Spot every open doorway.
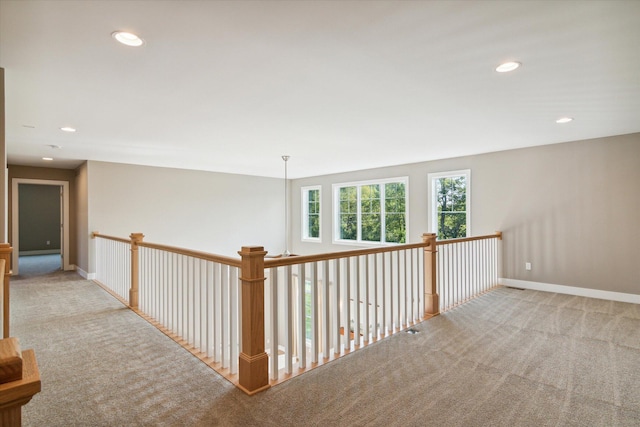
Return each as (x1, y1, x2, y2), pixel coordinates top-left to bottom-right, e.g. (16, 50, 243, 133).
(11, 179, 71, 277)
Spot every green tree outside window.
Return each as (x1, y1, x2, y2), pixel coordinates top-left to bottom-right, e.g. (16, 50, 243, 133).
(435, 176, 467, 240)
(336, 179, 407, 244)
(307, 189, 320, 238)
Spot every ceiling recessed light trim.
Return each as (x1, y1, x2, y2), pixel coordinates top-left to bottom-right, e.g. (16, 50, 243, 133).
(42, 157, 54, 161)
(496, 61, 521, 73)
(556, 117, 573, 124)
(112, 31, 145, 47)
(60, 126, 77, 133)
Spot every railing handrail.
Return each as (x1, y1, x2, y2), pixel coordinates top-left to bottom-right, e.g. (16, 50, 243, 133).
(92, 232, 242, 267)
(92, 230, 501, 270)
(92, 232, 130, 244)
(137, 241, 242, 268)
(265, 239, 433, 268)
(435, 231, 502, 246)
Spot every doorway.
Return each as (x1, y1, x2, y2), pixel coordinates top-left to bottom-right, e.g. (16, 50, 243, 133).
(11, 179, 71, 276)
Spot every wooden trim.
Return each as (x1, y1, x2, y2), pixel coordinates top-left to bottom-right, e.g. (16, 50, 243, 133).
(265, 232, 501, 268)
(265, 241, 430, 268)
(92, 232, 242, 266)
(0, 349, 41, 426)
(91, 232, 130, 245)
(92, 231, 502, 270)
(129, 233, 144, 309)
(435, 232, 502, 246)
(137, 241, 242, 267)
(238, 246, 270, 394)
(0, 248, 11, 338)
(423, 233, 439, 316)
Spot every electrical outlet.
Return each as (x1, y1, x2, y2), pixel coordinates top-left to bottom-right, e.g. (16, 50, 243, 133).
(525, 262, 532, 271)
(46, 240, 50, 245)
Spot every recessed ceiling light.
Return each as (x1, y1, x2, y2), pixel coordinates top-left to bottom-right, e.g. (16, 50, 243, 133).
(556, 117, 573, 124)
(496, 61, 521, 73)
(112, 31, 145, 47)
(42, 157, 54, 161)
(60, 127, 76, 132)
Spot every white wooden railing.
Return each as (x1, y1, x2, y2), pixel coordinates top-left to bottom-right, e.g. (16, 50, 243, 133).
(92, 233, 242, 378)
(263, 246, 427, 379)
(91, 231, 501, 394)
(138, 244, 241, 374)
(94, 234, 131, 301)
(436, 232, 502, 312)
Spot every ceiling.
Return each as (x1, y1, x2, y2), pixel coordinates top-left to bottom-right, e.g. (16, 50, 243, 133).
(1, 1, 639, 179)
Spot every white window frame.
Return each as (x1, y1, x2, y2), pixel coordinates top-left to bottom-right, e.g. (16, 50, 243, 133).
(332, 176, 409, 246)
(302, 185, 322, 242)
(428, 169, 471, 240)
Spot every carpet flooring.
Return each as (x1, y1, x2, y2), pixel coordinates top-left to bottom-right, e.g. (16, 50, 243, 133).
(14, 254, 62, 279)
(10, 271, 640, 426)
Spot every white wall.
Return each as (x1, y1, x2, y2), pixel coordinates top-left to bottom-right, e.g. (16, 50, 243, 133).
(75, 134, 640, 297)
(84, 161, 285, 273)
(290, 133, 640, 296)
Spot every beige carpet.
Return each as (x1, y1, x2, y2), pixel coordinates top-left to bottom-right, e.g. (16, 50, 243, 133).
(11, 270, 640, 426)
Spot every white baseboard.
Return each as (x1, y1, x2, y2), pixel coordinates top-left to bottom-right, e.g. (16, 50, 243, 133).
(76, 267, 96, 280)
(501, 278, 640, 304)
(19, 250, 61, 256)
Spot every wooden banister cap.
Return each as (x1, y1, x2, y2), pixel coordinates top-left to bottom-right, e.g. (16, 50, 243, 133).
(238, 246, 268, 257)
(0, 338, 23, 384)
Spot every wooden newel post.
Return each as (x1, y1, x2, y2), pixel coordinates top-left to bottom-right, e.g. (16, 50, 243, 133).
(0, 245, 12, 338)
(0, 338, 41, 426)
(129, 233, 144, 309)
(237, 246, 270, 395)
(422, 233, 439, 316)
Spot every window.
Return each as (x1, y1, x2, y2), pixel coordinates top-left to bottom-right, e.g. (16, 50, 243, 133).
(302, 186, 321, 241)
(429, 170, 470, 240)
(333, 177, 408, 245)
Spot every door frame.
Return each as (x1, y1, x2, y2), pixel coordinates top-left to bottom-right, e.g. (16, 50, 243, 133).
(11, 178, 71, 275)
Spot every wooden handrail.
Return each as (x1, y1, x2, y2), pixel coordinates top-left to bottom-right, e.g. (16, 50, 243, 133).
(136, 241, 242, 268)
(264, 240, 432, 268)
(263, 232, 501, 268)
(92, 231, 502, 269)
(435, 231, 502, 246)
(92, 232, 242, 267)
(91, 232, 130, 244)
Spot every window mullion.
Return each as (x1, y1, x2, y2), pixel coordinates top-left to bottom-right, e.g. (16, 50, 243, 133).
(380, 184, 386, 243)
(356, 185, 362, 242)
